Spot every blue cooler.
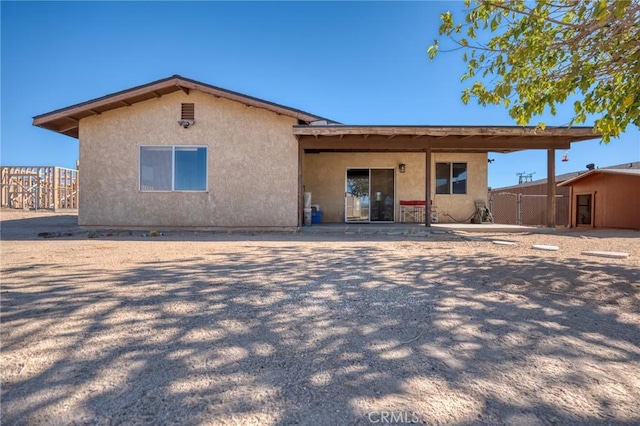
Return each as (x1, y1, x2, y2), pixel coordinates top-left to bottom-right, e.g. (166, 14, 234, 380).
(311, 210, 323, 224)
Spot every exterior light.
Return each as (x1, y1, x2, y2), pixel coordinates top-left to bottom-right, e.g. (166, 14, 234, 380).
(399, 163, 406, 173)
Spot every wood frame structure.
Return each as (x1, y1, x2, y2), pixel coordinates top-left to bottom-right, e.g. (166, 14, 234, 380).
(1, 166, 79, 211)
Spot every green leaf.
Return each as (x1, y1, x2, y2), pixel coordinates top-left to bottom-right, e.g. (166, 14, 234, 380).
(490, 16, 499, 31)
(461, 90, 471, 104)
(467, 26, 476, 38)
(427, 41, 439, 60)
(426, 0, 640, 142)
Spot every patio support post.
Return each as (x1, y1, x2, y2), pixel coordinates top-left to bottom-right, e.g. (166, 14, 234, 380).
(547, 148, 556, 227)
(425, 143, 432, 227)
(298, 144, 304, 228)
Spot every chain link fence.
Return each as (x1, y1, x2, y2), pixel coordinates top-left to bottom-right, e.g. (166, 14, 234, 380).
(489, 192, 569, 226)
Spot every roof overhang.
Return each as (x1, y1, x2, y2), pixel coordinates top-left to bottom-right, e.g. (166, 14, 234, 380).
(558, 169, 640, 186)
(294, 125, 600, 153)
(33, 75, 334, 138)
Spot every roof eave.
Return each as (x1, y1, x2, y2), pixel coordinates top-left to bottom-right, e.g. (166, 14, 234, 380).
(294, 125, 600, 153)
(33, 75, 334, 138)
(292, 124, 599, 138)
(559, 169, 640, 186)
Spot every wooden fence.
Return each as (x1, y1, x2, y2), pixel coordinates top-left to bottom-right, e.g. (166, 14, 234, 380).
(1, 166, 79, 211)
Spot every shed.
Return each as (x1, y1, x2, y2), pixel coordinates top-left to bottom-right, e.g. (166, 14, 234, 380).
(559, 169, 640, 229)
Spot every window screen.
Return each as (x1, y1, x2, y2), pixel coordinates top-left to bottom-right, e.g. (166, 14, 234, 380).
(140, 147, 172, 191)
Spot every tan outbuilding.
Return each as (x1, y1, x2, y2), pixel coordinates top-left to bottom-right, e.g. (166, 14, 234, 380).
(33, 75, 600, 229)
(559, 169, 640, 229)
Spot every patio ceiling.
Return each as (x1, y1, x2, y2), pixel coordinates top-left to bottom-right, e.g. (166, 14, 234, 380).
(294, 125, 600, 153)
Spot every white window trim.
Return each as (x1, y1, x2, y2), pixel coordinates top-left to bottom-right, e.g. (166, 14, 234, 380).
(139, 145, 208, 192)
(436, 162, 468, 195)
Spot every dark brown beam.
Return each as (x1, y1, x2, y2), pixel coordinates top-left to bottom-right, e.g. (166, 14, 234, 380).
(177, 85, 190, 95)
(299, 135, 572, 151)
(292, 125, 598, 139)
(57, 122, 79, 133)
(433, 138, 571, 150)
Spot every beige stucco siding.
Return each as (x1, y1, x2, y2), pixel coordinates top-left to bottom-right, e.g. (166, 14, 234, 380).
(303, 152, 487, 223)
(79, 90, 299, 227)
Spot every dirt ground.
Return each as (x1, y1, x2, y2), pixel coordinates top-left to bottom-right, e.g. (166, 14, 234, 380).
(2, 211, 639, 425)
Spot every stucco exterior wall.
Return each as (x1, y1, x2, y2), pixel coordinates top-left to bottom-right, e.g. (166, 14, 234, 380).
(79, 90, 299, 227)
(567, 173, 640, 229)
(303, 152, 487, 223)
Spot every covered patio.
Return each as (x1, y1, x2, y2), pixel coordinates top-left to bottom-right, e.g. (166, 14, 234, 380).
(294, 125, 599, 228)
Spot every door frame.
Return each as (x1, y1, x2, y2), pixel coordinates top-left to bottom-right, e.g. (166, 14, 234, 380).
(344, 167, 396, 223)
(574, 191, 595, 227)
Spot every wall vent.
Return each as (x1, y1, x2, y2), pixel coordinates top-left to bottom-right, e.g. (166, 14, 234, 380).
(181, 103, 195, 120)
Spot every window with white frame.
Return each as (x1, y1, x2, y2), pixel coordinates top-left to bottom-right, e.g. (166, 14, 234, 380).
(435, 162, 467, 195)
(140, 146, 207, 191)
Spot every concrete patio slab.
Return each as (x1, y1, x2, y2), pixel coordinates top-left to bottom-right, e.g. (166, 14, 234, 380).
(582, 251, 630, 259)
(532, 244, 560, 251)
(493, 240, 517, 246)
(301, 223, 544, 235)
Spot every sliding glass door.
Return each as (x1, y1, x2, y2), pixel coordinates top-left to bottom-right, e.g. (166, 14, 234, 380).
(346, 169, 370, 222)
(345, 168, 395, 223)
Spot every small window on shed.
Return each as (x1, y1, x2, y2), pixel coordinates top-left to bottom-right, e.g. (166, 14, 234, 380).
(181, 103, 195, 120)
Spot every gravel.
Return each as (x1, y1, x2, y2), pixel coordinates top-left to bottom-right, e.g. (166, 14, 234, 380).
(2, 211, 639, 425)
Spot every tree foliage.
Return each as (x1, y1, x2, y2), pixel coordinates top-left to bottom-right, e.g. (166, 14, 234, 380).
(428, 0, 640, 142)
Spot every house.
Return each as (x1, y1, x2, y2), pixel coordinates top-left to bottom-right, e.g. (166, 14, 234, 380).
(559, 168, 640, 229)
(489, 161, 640, 226)
(33, 75, 599, 229)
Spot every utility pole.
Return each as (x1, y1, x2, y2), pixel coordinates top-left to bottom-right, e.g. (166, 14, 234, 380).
(516, 172, 535, 185)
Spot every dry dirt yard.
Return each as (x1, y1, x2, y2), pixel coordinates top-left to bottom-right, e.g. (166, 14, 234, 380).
(1, 211, 639, 425)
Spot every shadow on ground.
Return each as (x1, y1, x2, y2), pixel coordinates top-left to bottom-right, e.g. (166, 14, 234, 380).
(2, 239, 639, 425)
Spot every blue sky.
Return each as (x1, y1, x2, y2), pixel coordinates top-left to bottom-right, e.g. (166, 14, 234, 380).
(2, 1, 638, 188)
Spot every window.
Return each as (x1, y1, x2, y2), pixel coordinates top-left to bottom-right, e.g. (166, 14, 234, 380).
(140, 146, 207, 191)
(435, 162, 467, 195)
